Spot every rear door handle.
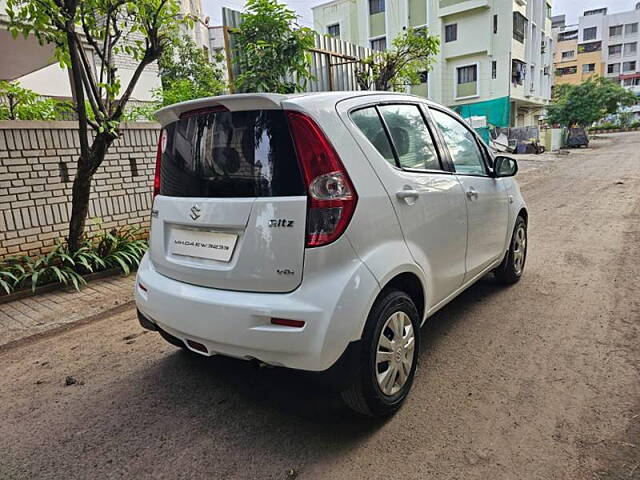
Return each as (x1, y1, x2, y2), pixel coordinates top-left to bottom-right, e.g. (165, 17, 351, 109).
(466, 187, 478, 200)
(396, 188, 419, 204)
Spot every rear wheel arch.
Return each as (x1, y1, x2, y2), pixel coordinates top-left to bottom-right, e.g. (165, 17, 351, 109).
(378, 272, 426, 325)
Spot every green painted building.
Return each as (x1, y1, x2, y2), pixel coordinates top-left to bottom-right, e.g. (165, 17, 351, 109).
(312, 0, 554, 127)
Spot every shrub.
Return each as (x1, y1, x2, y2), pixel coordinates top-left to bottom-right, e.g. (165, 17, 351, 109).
(0, 226, 148, 295)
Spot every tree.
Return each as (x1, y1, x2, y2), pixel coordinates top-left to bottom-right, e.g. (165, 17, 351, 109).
(7, 0, 187, 251)
(356, 28, 440, 91)
(546, 76, 637, 128)
(232, 0, 315, 94)
(0, 81, 72, 120)
(157, 35, 226, 106)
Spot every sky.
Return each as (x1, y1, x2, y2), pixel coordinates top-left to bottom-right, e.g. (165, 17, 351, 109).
(203, 0, 639, 28)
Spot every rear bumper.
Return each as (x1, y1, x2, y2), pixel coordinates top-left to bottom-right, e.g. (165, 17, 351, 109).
(134, 245, 379, 371)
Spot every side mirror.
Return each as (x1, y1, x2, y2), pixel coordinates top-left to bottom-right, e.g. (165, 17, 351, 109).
(494, 156, 518, 177)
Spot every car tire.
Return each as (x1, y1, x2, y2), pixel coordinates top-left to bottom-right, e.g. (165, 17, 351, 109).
(495, 215, 527, 285)
(341, 289, 420, 417)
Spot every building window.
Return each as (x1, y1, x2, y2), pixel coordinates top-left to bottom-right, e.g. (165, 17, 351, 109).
(369, 0, 385, 15)
(419, 71, 428, 84)
(370, 37, 387, 51)
(578, 41, 602, 53)
(607, 63, 621, 74)
(609, 44, 622, 56)
(624, 42, 637, 56)
(493, 14, 498, 34)
(561, 50, 575, 59)
(492, 60, 497, 79)
(445, 24, 457, 42)
(625, 23, 639, 35)
(623, 61, 637, 72)
(609, 25, 623, 37)
(327, 23, 340, 38)
(623, 77, 640, 86)
(555, 66, 577, 76)
(456, 64, 478, 98)
(582, 63, 596, 73)
(513, 12, 527, 43)
(583, 26, 597, 41)
(512, 59, 526, 84)
(546, 3, 552, 19)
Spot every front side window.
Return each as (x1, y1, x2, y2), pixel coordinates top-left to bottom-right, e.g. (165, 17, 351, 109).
(561, 50, 575, 59)
(582, 63, 595, 73)
(350, 107, 395, 166)
(327, 23, 340, 37)
(583, 26, 597, 41)
(623, 61, 637, 72)
(456, 64, 478, 98)
(608, 63, 621, 74)
(609, 44, 622, 56)
(378, 104, 441, 170)
(369, 0, 385, 15)
(430, 109, 486, 176)
(445, 23, 457, 42)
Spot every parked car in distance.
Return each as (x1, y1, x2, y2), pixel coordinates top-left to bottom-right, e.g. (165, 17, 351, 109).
(135, 92, 528, 416)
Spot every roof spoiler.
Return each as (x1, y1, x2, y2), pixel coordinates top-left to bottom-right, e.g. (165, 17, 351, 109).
(154, 93, 288, 126)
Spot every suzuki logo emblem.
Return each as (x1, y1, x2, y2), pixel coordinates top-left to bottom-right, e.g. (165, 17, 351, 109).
(190, 204, 201, 221)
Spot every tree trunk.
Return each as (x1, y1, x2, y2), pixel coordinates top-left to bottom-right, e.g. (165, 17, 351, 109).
(67, 158, 92, 252)
(67, 133, 113, 252)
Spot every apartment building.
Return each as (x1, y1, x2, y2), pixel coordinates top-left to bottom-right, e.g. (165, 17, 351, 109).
(552, 5, 640, 96)
(313, 0, 554, 127)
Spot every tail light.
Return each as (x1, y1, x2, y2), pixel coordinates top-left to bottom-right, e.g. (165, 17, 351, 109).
(286, 111, 358, 248)
(153, 129, 165, 199)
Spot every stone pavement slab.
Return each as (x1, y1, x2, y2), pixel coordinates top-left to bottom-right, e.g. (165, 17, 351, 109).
(0, 274, 135, 348)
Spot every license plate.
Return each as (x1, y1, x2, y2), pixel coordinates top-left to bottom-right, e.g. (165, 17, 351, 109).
(169, 229, 238, 262)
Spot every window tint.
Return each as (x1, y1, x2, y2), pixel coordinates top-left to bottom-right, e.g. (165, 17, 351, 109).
(161, 110, 304, 198)
(350, 107, 395, 165)
(378, 105, 440, 170)
(430, 110, 486, 176)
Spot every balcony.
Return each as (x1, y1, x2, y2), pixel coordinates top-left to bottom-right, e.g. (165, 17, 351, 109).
(438, 0, 489, 17)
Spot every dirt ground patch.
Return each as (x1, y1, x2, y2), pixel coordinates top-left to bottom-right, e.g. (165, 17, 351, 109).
(1, 132, 639, 479)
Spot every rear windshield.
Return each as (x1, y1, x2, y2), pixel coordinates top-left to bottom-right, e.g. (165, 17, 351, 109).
(160, 110, 304, 198)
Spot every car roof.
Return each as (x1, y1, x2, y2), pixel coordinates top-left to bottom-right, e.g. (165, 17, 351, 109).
(154, 91, 445, 126)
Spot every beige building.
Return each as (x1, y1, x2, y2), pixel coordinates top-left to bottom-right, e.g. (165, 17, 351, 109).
(552, 15, 604, 87)
(313, 0, 554, 127)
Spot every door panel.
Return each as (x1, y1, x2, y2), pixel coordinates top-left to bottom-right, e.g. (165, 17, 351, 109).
(429, 108, 509, 279)
(345, 101, 467, 305)
(456, 176, 508, 278)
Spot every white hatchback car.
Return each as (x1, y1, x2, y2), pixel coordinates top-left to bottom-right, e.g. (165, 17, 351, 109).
(135, 92, 528, 416)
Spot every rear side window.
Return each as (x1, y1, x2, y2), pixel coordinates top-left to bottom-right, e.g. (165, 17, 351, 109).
(351, 104, 442, 171)
(350, 107, 395, 165)
(378, 104, 440, 170)
(160, 110, 304, 198)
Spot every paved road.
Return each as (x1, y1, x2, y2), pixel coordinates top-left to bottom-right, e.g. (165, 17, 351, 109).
(1, 133, 639, 480)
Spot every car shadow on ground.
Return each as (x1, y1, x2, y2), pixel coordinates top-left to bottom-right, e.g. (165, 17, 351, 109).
(135, 274, 505, 411)
(102, 274, 509, 472)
